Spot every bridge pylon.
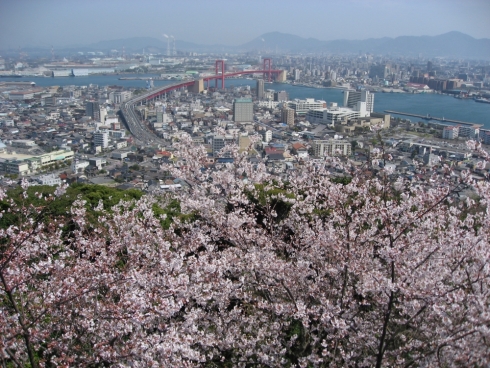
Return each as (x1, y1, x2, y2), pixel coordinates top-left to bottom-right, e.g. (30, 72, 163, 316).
(263, 58, 272, 82)
(215, 60, 225, 89)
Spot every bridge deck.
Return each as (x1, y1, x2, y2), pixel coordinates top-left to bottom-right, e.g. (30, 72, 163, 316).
(119, 69, 286, 144)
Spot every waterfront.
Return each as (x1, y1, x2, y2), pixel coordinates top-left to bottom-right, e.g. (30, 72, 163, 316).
(1, 75, 489, 128)
(262, 82, 490, 128)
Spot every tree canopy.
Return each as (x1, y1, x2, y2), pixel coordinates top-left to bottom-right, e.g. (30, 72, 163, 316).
(0, 137, 489, 367)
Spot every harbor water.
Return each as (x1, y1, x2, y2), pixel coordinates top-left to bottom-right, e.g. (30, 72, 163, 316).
(2, 75, 489, 128)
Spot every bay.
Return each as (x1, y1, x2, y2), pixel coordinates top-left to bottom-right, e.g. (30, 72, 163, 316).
(2, 75, 489, 128)
(261, 82, 490, 129)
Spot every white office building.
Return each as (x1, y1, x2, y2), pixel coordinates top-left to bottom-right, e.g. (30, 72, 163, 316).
(312, 139, 352, 157)
(442, 126, 459, 140)
(294, 69, 301, 81)
(93, 130, 109, 149)
(287, 98, 326, 115)
(156, 111, 172, 124)
(109, 91, 132, 104)
(99, 107, 107, 124)
(264, 130, 272, 143)
(34, 174, 62, 186)
(257, 100, 280, 109)
(306, 102, 369, 126)
(458, 125, 480, 139)
(343, 90, 374, 113)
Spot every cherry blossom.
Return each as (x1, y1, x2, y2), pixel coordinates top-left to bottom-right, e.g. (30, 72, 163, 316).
(1, 134, 489, 367)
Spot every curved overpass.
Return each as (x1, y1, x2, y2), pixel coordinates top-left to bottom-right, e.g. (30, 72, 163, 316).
(119, 69, 285, 145)
(120, 80, 192, 145)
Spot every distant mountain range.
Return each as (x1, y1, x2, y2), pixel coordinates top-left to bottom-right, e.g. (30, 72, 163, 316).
(239, 31, 490, 58)
(4, 31, 490, 59)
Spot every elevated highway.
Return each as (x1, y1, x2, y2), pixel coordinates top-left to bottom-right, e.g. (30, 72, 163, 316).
(119, 80, 192, 145)
(119, 59, 286, 146)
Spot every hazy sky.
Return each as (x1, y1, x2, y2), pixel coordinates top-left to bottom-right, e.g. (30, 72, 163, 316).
(1, 0, 489, 49)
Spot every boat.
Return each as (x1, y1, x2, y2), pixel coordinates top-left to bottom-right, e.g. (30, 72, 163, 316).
(474, 97, 490, 104)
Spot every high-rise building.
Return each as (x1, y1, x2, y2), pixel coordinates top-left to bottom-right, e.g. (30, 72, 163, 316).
(93, 130, 109, 149)
(276, 70, 287, 82)
(86, 101, 100, 121)
(264, 130, 272, 143)
(343, 90, 374, 114)
(256, 79, 264, 100)
(427, 61, 433, 72)
(233, 98, 253, 122)
(281, 107, 295, 127)
(447, 79, 461, 90)
(458, 125, 479, 139)
(428, 79, 447, 91)
(274, 91, 289, 102)
(369, 64, 389, 79)
(99, 107, 107, 124)
(442, 126, 459, 140)
(294, 69, 301, 81)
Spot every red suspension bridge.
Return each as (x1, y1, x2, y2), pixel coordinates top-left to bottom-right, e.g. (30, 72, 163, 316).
(143, 58, 285, 101)
(120, 59, 285, 144)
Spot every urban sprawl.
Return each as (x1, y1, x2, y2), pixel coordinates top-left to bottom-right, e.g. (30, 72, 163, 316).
(0, 52, 489, 191)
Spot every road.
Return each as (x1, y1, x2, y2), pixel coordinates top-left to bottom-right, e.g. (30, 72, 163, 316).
(119, 81, 189, 146)
(120, 101, 165, 146)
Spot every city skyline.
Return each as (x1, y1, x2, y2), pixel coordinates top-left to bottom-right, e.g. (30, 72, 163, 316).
(1, 0, 489, 50)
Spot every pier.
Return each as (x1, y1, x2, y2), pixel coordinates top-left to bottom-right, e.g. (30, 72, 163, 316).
(384, 110, 481, 127)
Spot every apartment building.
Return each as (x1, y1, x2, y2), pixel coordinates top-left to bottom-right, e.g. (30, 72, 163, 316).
(312, 139, 352, 157)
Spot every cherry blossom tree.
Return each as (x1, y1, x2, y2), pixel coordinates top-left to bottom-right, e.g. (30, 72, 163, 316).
(0, 183, 207, 367)
(1, 135, 489, 367)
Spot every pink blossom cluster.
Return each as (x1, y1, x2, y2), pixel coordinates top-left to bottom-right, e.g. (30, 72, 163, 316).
(1, 136, 489, 367)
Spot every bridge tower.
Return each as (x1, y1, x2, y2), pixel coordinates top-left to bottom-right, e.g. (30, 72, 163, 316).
(215, 60, 225, 89)
(263, 58, 272, 82)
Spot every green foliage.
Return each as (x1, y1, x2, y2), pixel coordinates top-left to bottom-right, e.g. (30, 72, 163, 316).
(283, 319, 311, 366)
(71, 183, 143, 211)
(0, 184, 144, 230)
(152, 199, 185, 229)
(252, 183, 295, 206)
(238, 183, 296, 227)
(331, 176, 352, 185)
